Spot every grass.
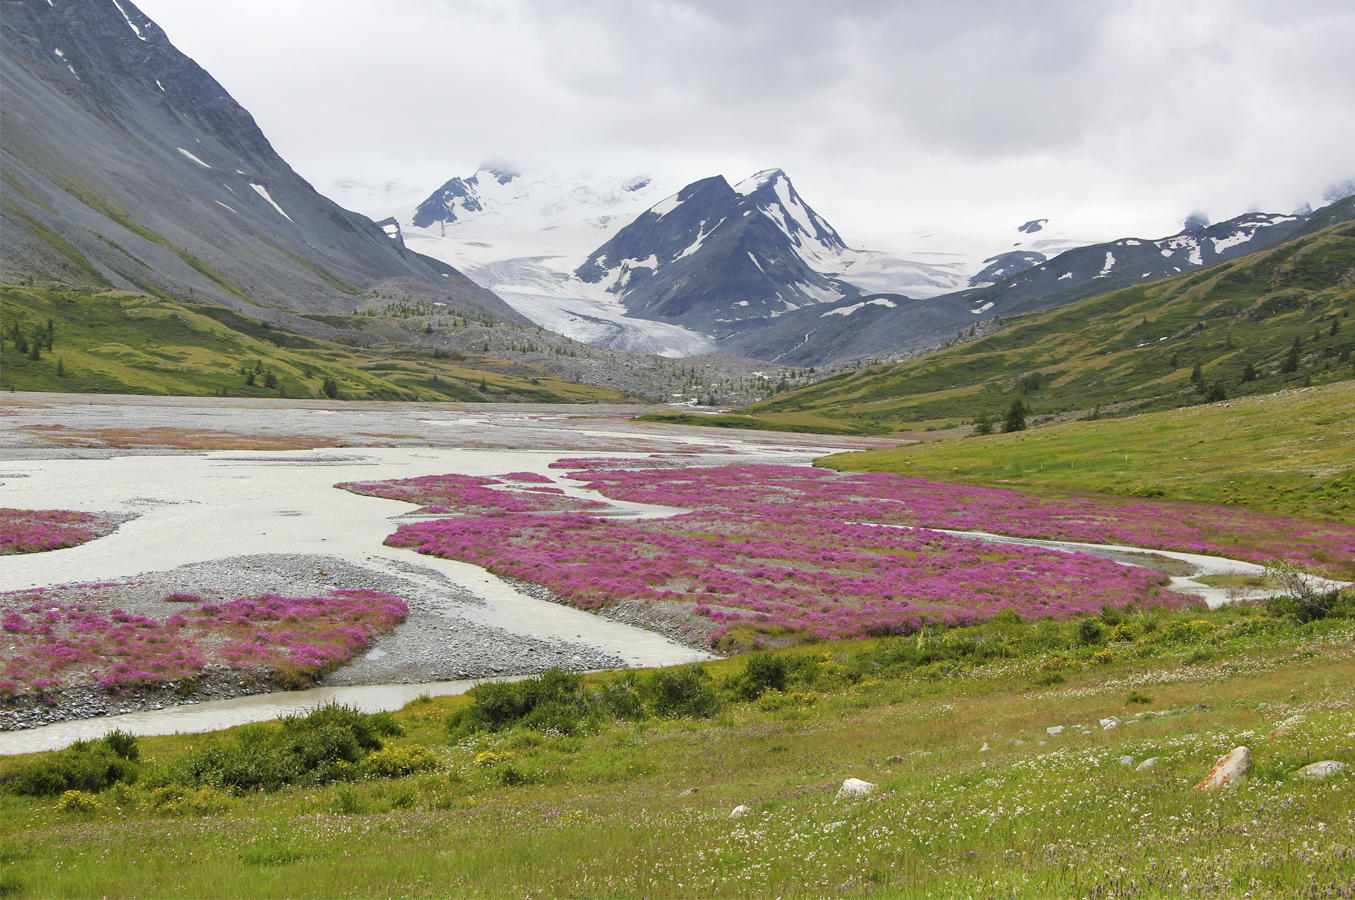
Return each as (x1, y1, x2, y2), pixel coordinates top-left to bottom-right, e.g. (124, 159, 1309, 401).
(819, 381, 1355, 524)
(0, 286, 627, 404)
(741, 217, 1355, 433)
(3, 598, 1353, 897)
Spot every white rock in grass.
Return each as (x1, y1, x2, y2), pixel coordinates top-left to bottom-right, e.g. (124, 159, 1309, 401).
(1136, 757, 1159, 771)
(1194, 746, 1252, 791)
(1047, 725, 1065, 736)
(1269, 714, 1305, 738)
(1295, 761, 1347, 780)
(980, 743, 991, 752)
(834, 778, 876, 802)
(730, 804, 751, 819)
(1100, 716, 1121, 730)
(1118, 756, 1135, 767)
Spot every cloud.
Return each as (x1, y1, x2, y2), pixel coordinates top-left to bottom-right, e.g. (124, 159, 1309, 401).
(133, 0, 1355, 247)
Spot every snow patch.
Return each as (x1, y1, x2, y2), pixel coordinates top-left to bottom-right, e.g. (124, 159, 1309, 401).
(650, 192, 682, 217)
(214, 201, 237, 214)
(821, 298, 897, 318)
(249, 183, 293, 222)
(1095, 251, 1116, 278)
(155, 79, 165, 92)
(1058, 272, 1073, 281)
(971, 301, 995, 314)
(1211, 230, 1255, 255)
(177, 148, 211, 169)
(109, 0, 148, 40)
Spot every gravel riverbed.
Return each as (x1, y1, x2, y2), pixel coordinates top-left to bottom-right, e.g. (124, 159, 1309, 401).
(1, 553, 628, 730)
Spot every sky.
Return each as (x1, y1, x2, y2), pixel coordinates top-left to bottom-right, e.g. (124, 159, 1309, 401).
(133, 0, 1355, 251)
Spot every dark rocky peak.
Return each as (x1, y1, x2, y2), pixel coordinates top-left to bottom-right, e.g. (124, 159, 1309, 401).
(412, 175, 484, 227)
(734, 168, 847, 253)
(1017, 218, 1048, 234)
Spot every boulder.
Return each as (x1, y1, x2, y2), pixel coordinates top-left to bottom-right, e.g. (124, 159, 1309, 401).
(1294, 760, 1346, 780)
(1136, 757, 1159, 771)
(1046, 725, 1065, 736)
(1100, 716, 1121, 730)
(1269, 714, 1305, 738)
(729, 804, 751, 819)
(1118, 755, 1135, 767)
(834, 778, 876, 802)
(1194, 746, 1252, 791)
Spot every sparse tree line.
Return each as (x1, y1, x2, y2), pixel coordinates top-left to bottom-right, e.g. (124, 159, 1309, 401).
(970, 310, 1351, 437)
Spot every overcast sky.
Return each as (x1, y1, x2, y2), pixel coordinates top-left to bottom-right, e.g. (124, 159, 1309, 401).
(134, 0, 1355, 250)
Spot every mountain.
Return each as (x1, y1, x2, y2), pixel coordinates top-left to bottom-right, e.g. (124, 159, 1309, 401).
(741, 200, 1355, 432)
(0, 0, 523, 327)
(726, 207, 1322, 366)
(575, 169, 862, 335)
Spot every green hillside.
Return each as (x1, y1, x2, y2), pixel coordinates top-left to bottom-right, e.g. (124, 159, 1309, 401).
(820, 381, 1355, 524)
(0, 286, 627, 403)
(744, 217, 1355, 433)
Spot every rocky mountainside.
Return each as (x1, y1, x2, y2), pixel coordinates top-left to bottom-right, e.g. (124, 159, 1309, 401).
(576, 169, 862, 335)
(0, 0, 522, 326)
(727, 207, 1323, 366)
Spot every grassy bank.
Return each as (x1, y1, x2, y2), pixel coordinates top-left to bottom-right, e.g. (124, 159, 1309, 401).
(820, 381, 1355, 525)
(0, 286, 626, 404)
(743, 219, 1355, 433)
(3, 596, 1352, 898)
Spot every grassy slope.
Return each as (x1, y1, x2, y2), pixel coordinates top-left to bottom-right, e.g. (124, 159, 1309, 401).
(820, 381, 1355, 525)
(744, 219, 1355, 433)
(2, 603, 1353, 898)
(0, 286, 626, 403)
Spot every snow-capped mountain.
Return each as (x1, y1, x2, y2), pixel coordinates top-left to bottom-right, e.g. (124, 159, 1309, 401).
(724, 208, 1319, 366)
(356, 166, 713, 356)
(0, 0, 517, 324)
(575, 169, 864, 335)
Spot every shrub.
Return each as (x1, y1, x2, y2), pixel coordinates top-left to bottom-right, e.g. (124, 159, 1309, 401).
(642, 665, 721, 719)
(1074, 618, 1105, 647)
(738, 653, 791, 700)
(0, 736, 139, 796)
(55, 789, 103, 814)
(450, 669, 593, 735)
(358, 746, 439, 779)
(171, 703, 391, 792)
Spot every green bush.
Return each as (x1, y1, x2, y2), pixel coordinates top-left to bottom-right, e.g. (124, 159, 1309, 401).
(169, 703, 392, 792)
(1074, 618, 1105, 647)
(0, 734, 139, 796)
(641, 665, 721, 719)
(450, 669, 592, 735)
(737, 653, 791, 699)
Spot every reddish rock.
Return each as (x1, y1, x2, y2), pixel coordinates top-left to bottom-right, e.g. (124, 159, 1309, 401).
(1194, 746, 1253, 791)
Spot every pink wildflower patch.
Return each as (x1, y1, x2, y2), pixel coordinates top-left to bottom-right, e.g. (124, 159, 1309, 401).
(0, 508, 121, 554)
(566, 464, 1355, 577)
(0, 588, 407, 697)
(336, 473, 606, 514)
(386, 510, 1187, 650)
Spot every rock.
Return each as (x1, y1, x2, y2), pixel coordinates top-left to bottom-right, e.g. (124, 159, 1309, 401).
(1046, 725, 1065, 736)
(1100, 716, 1120, 730)
(1269, 714, 1305, 738)
(1294, 761, 1346, 780)
(834, 778, 876, 802)
(1136, 757, 1159, 771)
(730, 804, 751, 819)
(1118, 756, 1135, 767)
(1194, 746, 1252, 791)
(979, 743, 991, 752)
